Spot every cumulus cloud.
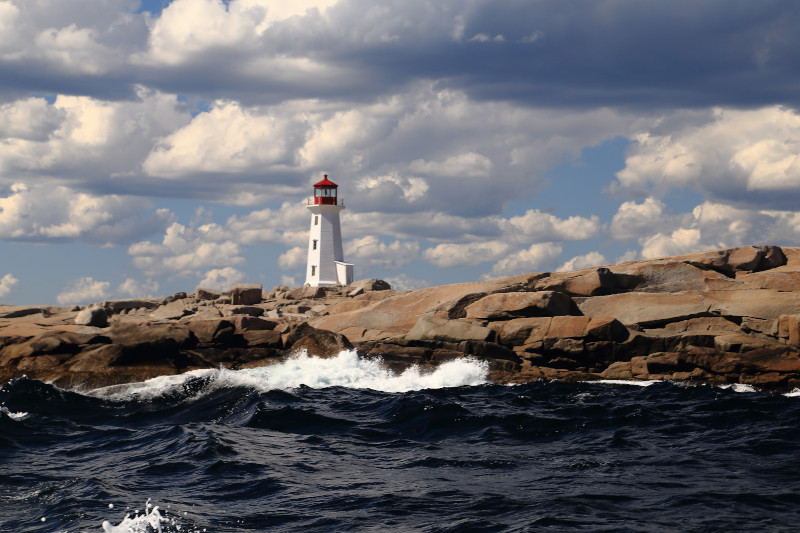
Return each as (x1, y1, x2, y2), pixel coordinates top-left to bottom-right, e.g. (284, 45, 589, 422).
(610, 198, 668, 241)
(0, 91, 189, 192)
(614, 107, 800, 210)
(129, 222, 244, 278)
(117, 278, 159, 298)
(0, 273, 18, 298)
(487, 242, 562, 278)
(278, 246, 306, 269)
(57, 277, 111, 305)
(557, 252, 607, 273)
(501, 210, 601, 243)
(624, 200, 800, 260)
(142, 100, 297, 178)
(0, 183, 172, 245)
(345, 236, 420, 269)
(423, 241, 510, 269)
(383, 273, 431, 291)
(197, 267, 245, 290)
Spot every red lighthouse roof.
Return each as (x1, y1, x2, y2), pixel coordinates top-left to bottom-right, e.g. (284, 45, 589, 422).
(314, 174, 338, 188)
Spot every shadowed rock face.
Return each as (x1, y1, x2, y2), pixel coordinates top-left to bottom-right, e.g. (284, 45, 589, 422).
(3, 245, 800, 391)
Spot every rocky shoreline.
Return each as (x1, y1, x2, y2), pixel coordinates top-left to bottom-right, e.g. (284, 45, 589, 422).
(4, 245, 800, 392)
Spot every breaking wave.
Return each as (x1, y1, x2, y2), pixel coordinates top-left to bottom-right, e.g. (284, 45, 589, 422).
(89, 350, 489, 400)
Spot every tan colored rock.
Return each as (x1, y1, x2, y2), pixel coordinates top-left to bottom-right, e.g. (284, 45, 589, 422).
(103, 299, 159, 312)
(196, 288, 221, 300)
(704, 290, 800, 320)
(735, 271, 800, 292)
(714, 334, 780, 353)
(185, 319, 235, 345)
(671, 245, 786, 276)
(535, 268, 617, 296)
(778, 314, 800, 345)
(75, 307, 108, 327)
(229, 316, 277, 332)
(489, 317, 552, 346)
(600, 361, 633, 379)
(464, 291, 578, 320)
(310, 274, 543, 337)
(349, 279, 391, 292)
(286, 286, 326, 300)
(578, 291, 708, 327)
(610, 261, 729, 293)
(406, 316, 495, 343)
(150, 300, 193, 320)
(229, 283, 262, 305)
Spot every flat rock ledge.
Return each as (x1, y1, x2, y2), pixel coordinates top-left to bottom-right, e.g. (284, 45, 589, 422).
(5, 248, 800, 392)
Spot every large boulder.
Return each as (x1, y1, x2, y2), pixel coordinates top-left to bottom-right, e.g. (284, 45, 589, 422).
(703, 290, 800, 320)
(464, 291, 580, 320)
(349, 279, 392, 292)
(671, 245, 786, 276)
(578, 291, 708, 327)
(185, 319, 235, 345)
(284, 322, 354, 357)
(75, 307, 108, 327)
(105, 323, 197, 364)
(103, 299, 159, 312)
(196, 288, 221, 300)
(535, 268, 618, 296)
(286, 286, 326, 300)
(229, 283, 262, 305)
(150, 299, 194, 320)
(406, 316, 496, 343)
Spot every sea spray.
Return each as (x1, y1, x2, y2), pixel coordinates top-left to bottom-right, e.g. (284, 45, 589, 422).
(88, 350, 489, 400)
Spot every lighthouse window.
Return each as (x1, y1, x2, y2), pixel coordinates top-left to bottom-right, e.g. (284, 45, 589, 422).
(311, 265, 316, 276)
(313, 239, 317, 250)
(314, 216, 319, 225)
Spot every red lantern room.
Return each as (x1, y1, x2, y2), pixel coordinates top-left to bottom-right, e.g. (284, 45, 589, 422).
(313, 174, 339, 205)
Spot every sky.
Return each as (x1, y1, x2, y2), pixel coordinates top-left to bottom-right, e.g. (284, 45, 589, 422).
(2, 0, 800, 305)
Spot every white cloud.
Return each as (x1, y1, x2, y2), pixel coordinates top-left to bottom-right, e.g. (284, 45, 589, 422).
(423, 241, 510, 268)
(383, 273, 431, 291)
(0, 183, 172, 245)
(278, 246, 306, 269)
(640, 228, 702, 259)
(614, 106, 800, 206)
(488, 242, 562, 278)
(356, 174, 430, 202)
(346, 236, 420, 269)
(129, 222, 244, 278)
(197, 267, 245, 290)
(143, 100, 295, 178)
(610, 197, 668, 240)
(139, 0, 339, 65)
(501, 210, 601, 243)
(0, 97, 65, 141)
(117, 278, 159, 298)
(0, 273, 19, 298)
(557, 251, 607, 272)
(280, 275, 298, 288)
(409, 152, 492, 179)
(0, 90, 189, 187)
(57, 277, 111, 305)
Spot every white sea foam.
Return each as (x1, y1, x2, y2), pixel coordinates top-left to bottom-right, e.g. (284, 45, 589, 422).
(0, 406, 28, 420)
(784, 388, 800, 397)
(102, 500, 164, 533)
(586, 379, 661, 387)
(718, 383, 757, 393)
(88, 350, 489, 400)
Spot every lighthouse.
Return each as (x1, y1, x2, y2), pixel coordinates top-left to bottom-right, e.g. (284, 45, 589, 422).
(305, 174, 354, 287)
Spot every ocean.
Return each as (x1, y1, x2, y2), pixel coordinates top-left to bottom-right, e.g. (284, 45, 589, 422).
(2, 350, 800, 532)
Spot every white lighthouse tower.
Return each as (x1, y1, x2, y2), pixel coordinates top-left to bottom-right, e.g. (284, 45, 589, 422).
(305, 174, 354, 287)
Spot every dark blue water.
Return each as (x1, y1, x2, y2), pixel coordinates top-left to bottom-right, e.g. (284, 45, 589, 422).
(3, 364, 800, 532)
